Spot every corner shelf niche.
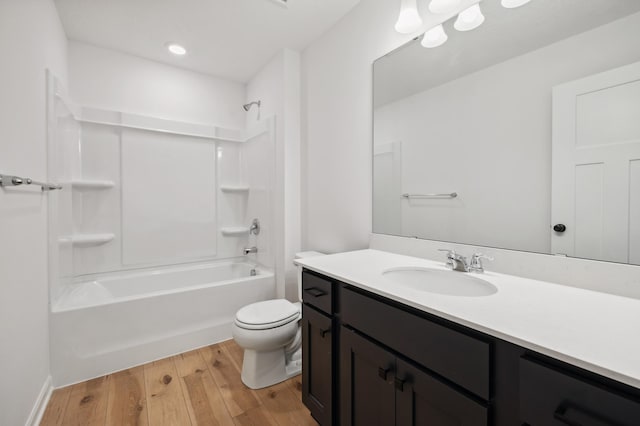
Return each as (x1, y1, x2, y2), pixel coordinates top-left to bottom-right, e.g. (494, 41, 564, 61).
(59, 233, 115, 247)
(71, 180, 115, 190)
(220, 185, 250, 194)
(221, 227, 250, 237)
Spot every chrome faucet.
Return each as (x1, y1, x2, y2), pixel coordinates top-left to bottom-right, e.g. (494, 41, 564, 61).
(438, 249, 469, 272)
(243, 246, 258, 255)
(469, 253, 493, 274)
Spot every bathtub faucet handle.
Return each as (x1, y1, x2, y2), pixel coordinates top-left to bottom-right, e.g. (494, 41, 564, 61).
(249, 218, 260, 235)
(243, 246, 258, 255)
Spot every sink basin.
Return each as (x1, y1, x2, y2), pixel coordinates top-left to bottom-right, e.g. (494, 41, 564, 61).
(382, 267, 498, 297)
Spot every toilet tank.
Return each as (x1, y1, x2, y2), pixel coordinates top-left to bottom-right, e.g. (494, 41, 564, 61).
(294, 251, 325, 301)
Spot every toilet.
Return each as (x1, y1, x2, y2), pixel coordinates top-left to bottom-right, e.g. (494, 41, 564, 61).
(232, 251, 324, 389)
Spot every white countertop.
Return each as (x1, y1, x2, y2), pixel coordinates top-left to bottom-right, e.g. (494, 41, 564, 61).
(295, 249, 640, 389)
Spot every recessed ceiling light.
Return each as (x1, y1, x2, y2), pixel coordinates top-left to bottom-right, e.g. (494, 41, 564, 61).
(166, 43, 187, 56)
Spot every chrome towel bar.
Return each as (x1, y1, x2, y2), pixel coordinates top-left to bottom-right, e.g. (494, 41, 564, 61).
(402, 192, 457, 199)
(0, 174, 62, 191)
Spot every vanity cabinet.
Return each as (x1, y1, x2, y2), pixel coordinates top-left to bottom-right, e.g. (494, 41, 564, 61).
(300, 269, 640, 426)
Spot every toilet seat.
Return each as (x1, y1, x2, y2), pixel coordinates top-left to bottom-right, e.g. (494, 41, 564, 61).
(235, 299, 300, 330)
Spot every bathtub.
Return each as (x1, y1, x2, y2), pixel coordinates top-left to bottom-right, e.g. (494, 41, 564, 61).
(50, 259, 275, 387)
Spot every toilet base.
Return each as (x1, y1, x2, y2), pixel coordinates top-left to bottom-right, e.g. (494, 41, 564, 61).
(240, 347, 302, 389)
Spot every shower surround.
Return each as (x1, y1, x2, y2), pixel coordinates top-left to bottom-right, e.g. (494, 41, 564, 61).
(47, 74, 277, 386)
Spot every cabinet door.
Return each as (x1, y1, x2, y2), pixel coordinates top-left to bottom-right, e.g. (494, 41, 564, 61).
(340, 327, 396, 426)
(302, 304, 333, 425)
(396, 359, 488, 426)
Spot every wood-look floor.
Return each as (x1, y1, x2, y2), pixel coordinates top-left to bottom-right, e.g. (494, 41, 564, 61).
(40, 340, 317, 426)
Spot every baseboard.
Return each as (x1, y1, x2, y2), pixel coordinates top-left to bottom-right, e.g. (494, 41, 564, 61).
(25, 375, 53, 426)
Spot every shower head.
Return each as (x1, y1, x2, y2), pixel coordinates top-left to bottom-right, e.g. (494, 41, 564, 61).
(243, 100, 261, 111)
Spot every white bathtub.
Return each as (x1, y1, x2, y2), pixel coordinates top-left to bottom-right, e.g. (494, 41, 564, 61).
(50, 260, 275, 387)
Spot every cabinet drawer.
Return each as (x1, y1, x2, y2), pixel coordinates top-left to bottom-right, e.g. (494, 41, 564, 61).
(341, 286, 490, 399)
(302, 271, 333, 315)
(520, 356, 640, 426)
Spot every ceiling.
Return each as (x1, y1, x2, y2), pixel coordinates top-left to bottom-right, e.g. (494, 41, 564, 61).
(54, 0, 360, 82)
(374, 0, 640, 107)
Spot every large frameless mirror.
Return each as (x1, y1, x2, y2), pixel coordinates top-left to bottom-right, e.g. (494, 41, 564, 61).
(373, 0, 640, 265)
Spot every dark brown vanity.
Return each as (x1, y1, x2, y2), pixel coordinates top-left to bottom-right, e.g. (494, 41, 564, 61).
(301, 269, 640, 426)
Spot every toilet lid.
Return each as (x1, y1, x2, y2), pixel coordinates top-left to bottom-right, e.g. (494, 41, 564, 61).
(235, 299, 300, 330)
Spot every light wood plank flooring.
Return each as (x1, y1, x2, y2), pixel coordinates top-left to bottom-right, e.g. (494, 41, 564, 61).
(40, 340, 317, 426)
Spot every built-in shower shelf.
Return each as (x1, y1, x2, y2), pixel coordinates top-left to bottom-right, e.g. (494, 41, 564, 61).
(220, 185, 250, 194)
(221, 227, 250, 236)
(71, 180, 115, 190)
(58, 233, 115, 247)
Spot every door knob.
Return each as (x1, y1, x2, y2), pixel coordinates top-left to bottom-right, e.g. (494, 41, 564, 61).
(553, 224, 566, 233)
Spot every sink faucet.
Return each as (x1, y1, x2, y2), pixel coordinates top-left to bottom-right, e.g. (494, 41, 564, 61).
(469, 253, 493, 274)
(243, 246, 258, 255)
(438, 249, 469, 272)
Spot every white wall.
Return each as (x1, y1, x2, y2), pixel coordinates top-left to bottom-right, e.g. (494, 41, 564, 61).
(374, 12, 640, 254)
(0, 1, 68, 424)
(246, 50, 302, 300)
(68, 41, 246, 129)
(302, 0, 411, 254)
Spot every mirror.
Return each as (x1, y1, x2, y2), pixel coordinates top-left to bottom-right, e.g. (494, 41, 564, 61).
(373, 0, 640, 265)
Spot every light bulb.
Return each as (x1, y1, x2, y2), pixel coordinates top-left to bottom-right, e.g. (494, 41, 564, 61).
(501, 0, 531, 8)
(454, 4, 485, 32)
(428, 0, 461, 14)
(421, 25, 448, 48)
(394, 0, 423, 34)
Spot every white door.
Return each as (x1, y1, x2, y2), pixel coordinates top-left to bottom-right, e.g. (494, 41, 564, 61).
(552, 61, 640, 264)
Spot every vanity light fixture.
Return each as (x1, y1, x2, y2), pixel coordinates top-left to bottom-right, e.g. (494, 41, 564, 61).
(429, 0, 462, 15)
(454, 3, 485, 32)
(166, 43, 187, 56)
(394, 0, 423, 34)
(501, 0, 531, 8)
(421, 24, 448, 48)
(406, 0, 532, 49)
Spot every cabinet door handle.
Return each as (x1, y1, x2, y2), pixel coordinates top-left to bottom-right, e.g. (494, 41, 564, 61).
(378, 367, 390, 381)
(394, 377, 406, 391)
(304, 287, 326, 297)
(320, 328, 331, 338)
(553, 402, 616, 426)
